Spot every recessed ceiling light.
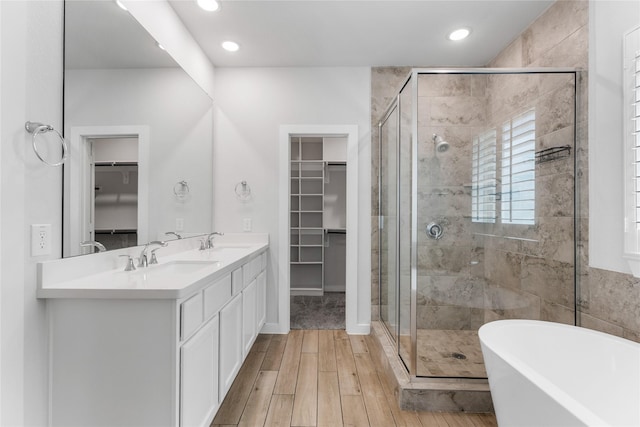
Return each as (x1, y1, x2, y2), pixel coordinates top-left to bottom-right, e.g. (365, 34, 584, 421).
(222, 41, 240, 52)
(448, 28, 471, 41)
(197, 0, 219, 12)
(115, 0, 127, 11)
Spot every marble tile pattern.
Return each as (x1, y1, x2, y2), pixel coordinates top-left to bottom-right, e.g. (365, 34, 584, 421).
(412, 71, 577, 330)
(368, 1, 622, 348)
(401, 330, 487, 378)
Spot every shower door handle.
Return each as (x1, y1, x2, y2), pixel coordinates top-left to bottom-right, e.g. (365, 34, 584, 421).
(426, 222, 444, 240)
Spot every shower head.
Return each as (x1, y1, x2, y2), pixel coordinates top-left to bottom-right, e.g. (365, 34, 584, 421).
(433, 134, 450, 153)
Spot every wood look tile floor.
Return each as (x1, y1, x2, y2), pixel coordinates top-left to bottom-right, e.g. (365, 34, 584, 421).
(211, 330, 497, 427)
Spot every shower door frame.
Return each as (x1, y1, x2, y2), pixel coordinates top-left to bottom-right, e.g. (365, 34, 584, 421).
(379, 67, 581, 379)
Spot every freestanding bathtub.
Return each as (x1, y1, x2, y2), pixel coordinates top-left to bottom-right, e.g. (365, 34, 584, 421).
(479, 320, 640, 426)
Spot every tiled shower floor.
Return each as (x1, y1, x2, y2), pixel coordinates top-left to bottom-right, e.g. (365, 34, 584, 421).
(400, 329, 487, 378)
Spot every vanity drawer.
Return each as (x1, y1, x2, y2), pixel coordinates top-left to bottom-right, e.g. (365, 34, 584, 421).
(242, 256, 262, 288)
(231, 268, 243, 296)
(204, 273, 232, 320)
(180, 292, 203, 341)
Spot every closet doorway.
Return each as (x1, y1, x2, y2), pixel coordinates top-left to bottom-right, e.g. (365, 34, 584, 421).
(64, 125, 149, 257)
(90, 137, 139, 251)
(289, 136, 347, 329)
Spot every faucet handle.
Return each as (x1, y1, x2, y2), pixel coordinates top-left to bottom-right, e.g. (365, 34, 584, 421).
(199, 239, 207, 251)
(150, 248, 160, 265)
(119, 255, 136, 271)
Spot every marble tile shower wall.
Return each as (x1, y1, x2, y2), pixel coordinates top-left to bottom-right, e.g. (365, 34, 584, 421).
(370, 0, 640, 343)
(416, 74, 488, 330)
(413, 73, 576, 329)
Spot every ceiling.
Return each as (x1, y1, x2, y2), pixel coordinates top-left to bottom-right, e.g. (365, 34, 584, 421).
(65, 0, 178, 69)
(168, 0, 554, 68)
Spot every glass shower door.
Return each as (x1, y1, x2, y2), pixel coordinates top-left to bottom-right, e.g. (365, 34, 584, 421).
(379, 103, 399, 343)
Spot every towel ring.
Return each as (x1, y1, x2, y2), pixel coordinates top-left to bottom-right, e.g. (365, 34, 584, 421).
(25, 121, 67, 167)
(235, 180, 251, 201)
(174, 180, 190, 200)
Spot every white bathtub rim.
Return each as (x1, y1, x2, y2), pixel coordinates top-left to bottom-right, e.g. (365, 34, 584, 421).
(479, 320, 638, 426)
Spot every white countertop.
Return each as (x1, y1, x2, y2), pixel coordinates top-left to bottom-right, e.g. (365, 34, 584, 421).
(37, 233, 268, 299)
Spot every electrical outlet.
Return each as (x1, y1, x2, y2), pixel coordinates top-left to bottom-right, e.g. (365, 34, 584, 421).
(31, 224, 52, 256)
(243, 217, 252, 232)
(176, 218, 184, 232)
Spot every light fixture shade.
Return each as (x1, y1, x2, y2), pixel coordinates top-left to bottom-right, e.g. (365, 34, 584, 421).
(197, 0, 219, 12)
(448, 28, 471, 41)
(222, 41, 240, 52)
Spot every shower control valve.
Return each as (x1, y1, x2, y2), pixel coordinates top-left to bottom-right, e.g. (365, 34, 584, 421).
(426, 222, 444, 240)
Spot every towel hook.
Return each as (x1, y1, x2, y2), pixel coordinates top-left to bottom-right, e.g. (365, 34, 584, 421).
(25, 121, 67, 167)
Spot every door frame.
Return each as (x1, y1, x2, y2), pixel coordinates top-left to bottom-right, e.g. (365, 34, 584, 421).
(276, 125, 360, 334)
(64, 125, 149, 257)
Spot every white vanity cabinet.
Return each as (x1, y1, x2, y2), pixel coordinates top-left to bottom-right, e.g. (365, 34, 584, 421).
(181, 315, 219, 427)
(219, 291, 243, 398)
(46, 247, 268, 427)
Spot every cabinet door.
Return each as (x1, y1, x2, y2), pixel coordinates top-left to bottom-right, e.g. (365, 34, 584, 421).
(181, 315, 219, 427)
(242, 279, 257, 357)
(219, 293, 243, 399)
(256, 271, 266, 331)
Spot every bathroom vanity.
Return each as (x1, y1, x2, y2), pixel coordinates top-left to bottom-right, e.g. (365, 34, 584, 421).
(38, 234, 268, 427)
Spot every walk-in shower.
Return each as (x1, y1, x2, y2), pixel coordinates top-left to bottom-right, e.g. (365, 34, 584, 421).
(378, 68, 579, 379)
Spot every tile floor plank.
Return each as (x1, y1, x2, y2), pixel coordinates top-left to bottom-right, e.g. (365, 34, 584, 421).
(274, 330, 304, 395)
(469, 413, 498, 427)
(215, 332, 497, 427)
(237, 370, 278, 427)
(252, 333, 273, 353)
(416, 412, 450, 427)
(318, 371, 343, 427)
(318, 330, 337, 372)
(341, 395, 370, 427)
(212, 350, 266, 425)
(261, 333, 288, 371)
(291, 353, 318, 426)
(353, 352, 396, 427)
(264, 394, 294, 427)
(377, 360, 422, 427)
(440, 412, 477, 427)
(349, 335, 369, 354)
(302, 329, 319, 353)
(335, 332, 361, 395)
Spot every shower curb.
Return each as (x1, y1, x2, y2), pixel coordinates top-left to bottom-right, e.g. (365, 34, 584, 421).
(367, 321, 495, 413)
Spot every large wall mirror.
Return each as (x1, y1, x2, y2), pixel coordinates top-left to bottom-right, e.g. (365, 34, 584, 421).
(63, 0, 213, 257)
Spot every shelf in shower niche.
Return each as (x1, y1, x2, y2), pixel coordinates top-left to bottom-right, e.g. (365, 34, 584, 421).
(535, 145, 571, 164)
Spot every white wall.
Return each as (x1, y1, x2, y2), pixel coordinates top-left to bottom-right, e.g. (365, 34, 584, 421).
(0, 1, 63, 425)
(589, 0, 640, 273)
(212, 67, 371, 331)
(65, 68, 213, 241)
(123, 0, 216, 99)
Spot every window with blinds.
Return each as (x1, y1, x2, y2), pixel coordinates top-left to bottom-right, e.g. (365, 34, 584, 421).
(632, 50, 640, 227)
(472, 129, 497, 223)
(501, 109, 536, 225)
(623, 25, 640, 277)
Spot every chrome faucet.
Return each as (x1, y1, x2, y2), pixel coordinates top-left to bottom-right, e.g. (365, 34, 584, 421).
(80, 240, 107, 253)
(138, 241, 168, 267)
(165, 231, 182, 239)
(205, 232, 224, 249)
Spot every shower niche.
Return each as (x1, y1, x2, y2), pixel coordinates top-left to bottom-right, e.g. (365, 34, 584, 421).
(378, 69, 580, 381)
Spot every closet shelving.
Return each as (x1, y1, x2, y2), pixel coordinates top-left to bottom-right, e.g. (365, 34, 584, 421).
(290, 136, 347, 296)
(290, 138, 325, 295)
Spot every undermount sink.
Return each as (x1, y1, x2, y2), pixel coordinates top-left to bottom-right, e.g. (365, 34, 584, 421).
(132, 260, 220, 279)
